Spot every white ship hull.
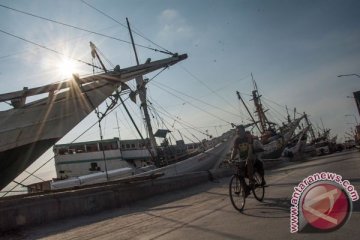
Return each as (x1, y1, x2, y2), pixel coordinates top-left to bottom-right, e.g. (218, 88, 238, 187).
(50, 135, 234, 190)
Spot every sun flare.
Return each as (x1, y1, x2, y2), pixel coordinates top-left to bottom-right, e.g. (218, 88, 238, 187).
(57, 58, 76, 78)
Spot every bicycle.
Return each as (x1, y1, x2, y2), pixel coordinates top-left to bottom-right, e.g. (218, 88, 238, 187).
(228, 159, 265, 212)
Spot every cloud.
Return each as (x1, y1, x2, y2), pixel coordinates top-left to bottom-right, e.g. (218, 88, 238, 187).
(156, 9, 194, 45)
(160, 9, 179, 21)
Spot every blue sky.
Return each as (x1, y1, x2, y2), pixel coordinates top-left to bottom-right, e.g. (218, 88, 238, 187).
(0, 0, 360, 186)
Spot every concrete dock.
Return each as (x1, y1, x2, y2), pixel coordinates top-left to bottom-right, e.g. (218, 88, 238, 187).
(1, 150, 359, 240)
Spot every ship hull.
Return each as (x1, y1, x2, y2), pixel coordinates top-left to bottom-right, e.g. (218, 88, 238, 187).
(135, 140, 232, 179)
(0, 82, 117, 190)
(49, 137, 233, 190)
(0, 54, 188, 190)
(0, 138, 58, 190)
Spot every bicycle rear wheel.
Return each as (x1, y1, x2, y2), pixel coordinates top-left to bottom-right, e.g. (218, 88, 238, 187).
(229, 175, 246, 212)
(252, 171, 265, 202)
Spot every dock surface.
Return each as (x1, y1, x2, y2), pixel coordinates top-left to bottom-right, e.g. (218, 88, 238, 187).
(3, 150, 360, 240)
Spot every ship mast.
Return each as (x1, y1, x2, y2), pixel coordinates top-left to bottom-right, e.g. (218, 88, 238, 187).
(286, 105, 291, 123)
(236, 91, 261, 133)
(126, 18, 157, 156)
(304, 112, 316, 141)
(251, 73, 269, 134)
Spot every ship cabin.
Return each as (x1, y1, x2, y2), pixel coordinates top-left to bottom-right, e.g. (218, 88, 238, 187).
(186, 143, 202, 153)
(53, 138, 153, 179)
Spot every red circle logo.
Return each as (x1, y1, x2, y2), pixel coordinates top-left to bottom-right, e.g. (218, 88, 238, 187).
(301, 182, 350, 231)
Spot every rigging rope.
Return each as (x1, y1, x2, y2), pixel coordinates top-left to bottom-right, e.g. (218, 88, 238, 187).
(0, 24, 119, 61)
(148, 103, 203, 144)
(258, 93, 303, 117)
(151, 108, 180, 144)
(0, 28, 102, 70)
(151, 81, 242, 119)
(261, 100, 287, 124)
(0, 3, 172, 55)
(151, 83, 232, 125)
(80, 0, 173, 55)
(118, 107, 139, 139)
(95, 47, 115, 69)
(148, 97, 218, 138)
(0, 3, 174, 194)
(1, 154, 54, 197)
(179, 64, 241, 113)
(147, 100, 188, 141)
(0, 94, 132, 198)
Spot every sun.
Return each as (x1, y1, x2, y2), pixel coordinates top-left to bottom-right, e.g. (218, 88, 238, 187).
(57, 58, 77, 78)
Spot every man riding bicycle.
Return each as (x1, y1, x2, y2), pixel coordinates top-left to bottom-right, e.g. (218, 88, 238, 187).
(230, 125, 266, 197)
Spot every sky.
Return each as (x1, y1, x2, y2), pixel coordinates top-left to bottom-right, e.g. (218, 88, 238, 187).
(0, 0, 360, 191)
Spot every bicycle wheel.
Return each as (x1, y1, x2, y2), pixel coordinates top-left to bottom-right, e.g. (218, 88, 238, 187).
(229, 175, 246, 212)
(252, 171, 265, 202)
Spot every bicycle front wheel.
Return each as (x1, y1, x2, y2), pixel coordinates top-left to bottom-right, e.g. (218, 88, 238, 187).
(229, 175, 246, 212)
(252, 171, 265, 202)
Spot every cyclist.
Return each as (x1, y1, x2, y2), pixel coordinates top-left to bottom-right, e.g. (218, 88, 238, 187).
(230, 125, 266, 197)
